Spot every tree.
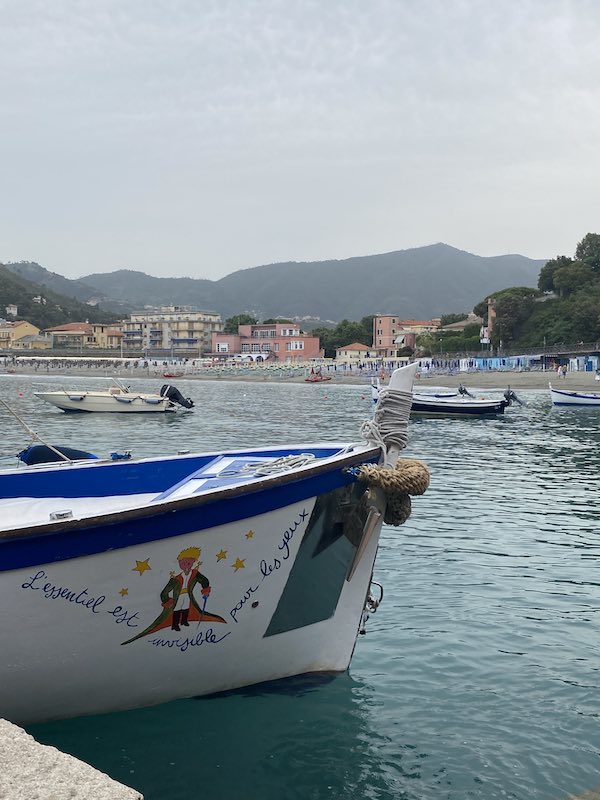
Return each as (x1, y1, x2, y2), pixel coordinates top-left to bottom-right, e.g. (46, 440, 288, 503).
(538, 256, 572, 292)
(552, 262, 595, 297)
(261, 318, 293, 324)
(575, 233, 600, 272)
(223, 314, 258, 334)
(491, 288, 538, 346)
(440, 312, 468, 326)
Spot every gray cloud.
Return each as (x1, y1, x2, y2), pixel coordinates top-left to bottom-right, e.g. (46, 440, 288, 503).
(1, 0, 599, 278)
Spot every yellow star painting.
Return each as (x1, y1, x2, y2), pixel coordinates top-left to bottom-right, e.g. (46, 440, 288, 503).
(132, 558, 151, 576)
(216, 549, 228, 562)
(232, 558, 245, 572)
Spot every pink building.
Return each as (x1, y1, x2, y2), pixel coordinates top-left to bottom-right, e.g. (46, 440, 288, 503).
(211, 322, 322, 362)
(373, 315, 440, 356)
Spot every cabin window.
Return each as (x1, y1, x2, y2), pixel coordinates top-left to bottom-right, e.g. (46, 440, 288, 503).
(264, 482, 370, 637)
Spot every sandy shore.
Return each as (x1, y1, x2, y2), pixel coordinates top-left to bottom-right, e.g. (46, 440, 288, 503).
(2, 365, 597, 390)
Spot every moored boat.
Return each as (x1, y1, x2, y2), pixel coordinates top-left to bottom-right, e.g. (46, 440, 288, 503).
(0, 362, 427, 724)
(371, 378, 522, 416)
(305, 367, 332, 383)
(549, 384, 600, 406)
(34, 381, 194, 413)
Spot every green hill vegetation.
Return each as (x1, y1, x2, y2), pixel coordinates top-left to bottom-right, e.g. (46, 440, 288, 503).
(472, 233, 600, 351)
(0, 265, 116, 330)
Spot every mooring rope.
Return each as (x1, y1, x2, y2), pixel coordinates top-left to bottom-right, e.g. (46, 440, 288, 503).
(354, 458, 431, 525)
(360, 386, 412, 453)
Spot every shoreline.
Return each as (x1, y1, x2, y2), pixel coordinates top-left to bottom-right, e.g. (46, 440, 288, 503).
(1, 366, 597, 391)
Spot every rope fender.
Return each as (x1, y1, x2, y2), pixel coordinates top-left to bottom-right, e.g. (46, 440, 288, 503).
(354, 458, 430, 526)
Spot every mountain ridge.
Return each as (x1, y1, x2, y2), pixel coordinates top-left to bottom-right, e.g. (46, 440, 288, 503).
(3, 243, 546, 322)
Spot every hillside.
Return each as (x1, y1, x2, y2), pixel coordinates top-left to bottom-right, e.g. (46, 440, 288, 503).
(79, 244, 545, 321)
(0, 265, 116, 329)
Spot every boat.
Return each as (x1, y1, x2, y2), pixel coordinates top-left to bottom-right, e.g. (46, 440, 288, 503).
(163, 371, 184, 378)
(34, 380, 194, 413)
(372, 378, 521, 416)
(0, 363, 427, 725)
(549, 384, 600, 406)
(305, 367, 332, 383)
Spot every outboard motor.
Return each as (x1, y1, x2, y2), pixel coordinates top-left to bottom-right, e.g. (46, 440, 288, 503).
(458, 384, 474, 398)
(160, 384, 195, 410)
(503, 387, 524, 407)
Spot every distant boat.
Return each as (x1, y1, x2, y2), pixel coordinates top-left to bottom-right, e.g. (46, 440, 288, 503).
(305, 368, 332, 383)
(34, 381, 194, 413)
(549, 384, 600, 406)
(163, 371, 184, 379)
(0, 363, 424, 724)
(371, 378, 522, 416)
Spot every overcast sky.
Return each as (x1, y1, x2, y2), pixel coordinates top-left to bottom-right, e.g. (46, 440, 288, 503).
(1, 0, 599, 280)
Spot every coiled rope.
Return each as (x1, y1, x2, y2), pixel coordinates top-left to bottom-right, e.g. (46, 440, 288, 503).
(357, 384, 430, 525)
(354, 458, 430, 525)
(359, 386, 412, 454)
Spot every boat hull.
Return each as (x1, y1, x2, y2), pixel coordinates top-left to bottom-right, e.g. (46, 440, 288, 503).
(550, 386, 600, 406)
(34, 391, 175, 413)
(410, 397, 506, 416)
(0, 446, 381, 724)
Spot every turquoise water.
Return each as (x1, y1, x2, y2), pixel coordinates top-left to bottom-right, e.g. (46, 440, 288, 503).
(3, 375, 600, 799)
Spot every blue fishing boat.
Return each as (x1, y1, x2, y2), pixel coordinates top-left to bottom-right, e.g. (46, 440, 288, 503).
(0, 363, 428, 725)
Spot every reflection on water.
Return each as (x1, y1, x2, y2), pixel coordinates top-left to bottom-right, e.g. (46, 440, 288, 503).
(3, 376, 600, 799)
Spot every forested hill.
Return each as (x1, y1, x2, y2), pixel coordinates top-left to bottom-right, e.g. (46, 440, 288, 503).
(0, 265, 115, 329)
(79, 244, 545, 321)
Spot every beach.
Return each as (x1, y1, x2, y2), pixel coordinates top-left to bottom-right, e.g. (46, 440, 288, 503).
(1, 361, 597, 391)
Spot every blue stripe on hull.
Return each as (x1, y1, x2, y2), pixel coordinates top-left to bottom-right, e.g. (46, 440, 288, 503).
(411, 404, 505, 416)
(0, 462, 370, 572)
(0, 448, 342, 499)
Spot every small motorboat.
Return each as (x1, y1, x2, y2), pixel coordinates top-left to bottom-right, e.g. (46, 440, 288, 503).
(305, 367, 332, 383)
(0, 363, 429, 725)
(549, 384, 600, 406)
(372, 379, 521, 416)
(34, 380, 194, 413)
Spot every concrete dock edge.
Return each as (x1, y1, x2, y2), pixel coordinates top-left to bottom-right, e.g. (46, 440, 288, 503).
(0, 718, 143, 800)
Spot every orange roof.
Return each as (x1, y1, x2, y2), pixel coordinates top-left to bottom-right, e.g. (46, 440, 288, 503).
(45, 323, 93, 333)
(336, 342, 371, 351)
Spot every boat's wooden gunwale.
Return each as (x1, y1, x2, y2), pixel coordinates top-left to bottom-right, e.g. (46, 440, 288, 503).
(0, 445, 381, 541)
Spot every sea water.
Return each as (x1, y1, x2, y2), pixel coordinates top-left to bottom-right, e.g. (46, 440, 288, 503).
(3, 374, 599, 800)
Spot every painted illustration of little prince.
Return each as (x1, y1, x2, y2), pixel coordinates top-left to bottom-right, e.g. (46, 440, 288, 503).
(122, 546, 226, 645)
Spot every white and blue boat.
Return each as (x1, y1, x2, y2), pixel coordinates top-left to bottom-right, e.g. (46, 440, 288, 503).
(0, 363, 422, 725)
(549, 384, 600, 406)
(371, 378, 522, 417)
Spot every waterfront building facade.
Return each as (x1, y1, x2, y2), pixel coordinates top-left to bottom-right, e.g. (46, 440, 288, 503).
(335, 342, 376, 362)
(0, 320, 41, 349)
(211, 322, 322, 362)
(120, 307, 223, 355)
(373, 315, 441, 357)
(44, 323, 124, 350)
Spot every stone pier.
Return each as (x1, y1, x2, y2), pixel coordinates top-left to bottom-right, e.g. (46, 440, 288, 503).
(0, 718, 143, 799)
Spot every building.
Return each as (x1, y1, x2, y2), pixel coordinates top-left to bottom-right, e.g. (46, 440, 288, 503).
(120, 307, 222, 355)
(335, 342, 376, 362)
(212, 322, 322, 362)
(372, 315, 441, 357)
(44, 323, 124, 350)
(0, 320, 40, 350)
(11, 334, 52, 350)
(5, 304, 18, 317)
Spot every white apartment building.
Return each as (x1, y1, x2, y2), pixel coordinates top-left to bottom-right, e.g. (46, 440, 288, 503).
(120, 307, 223, 356)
